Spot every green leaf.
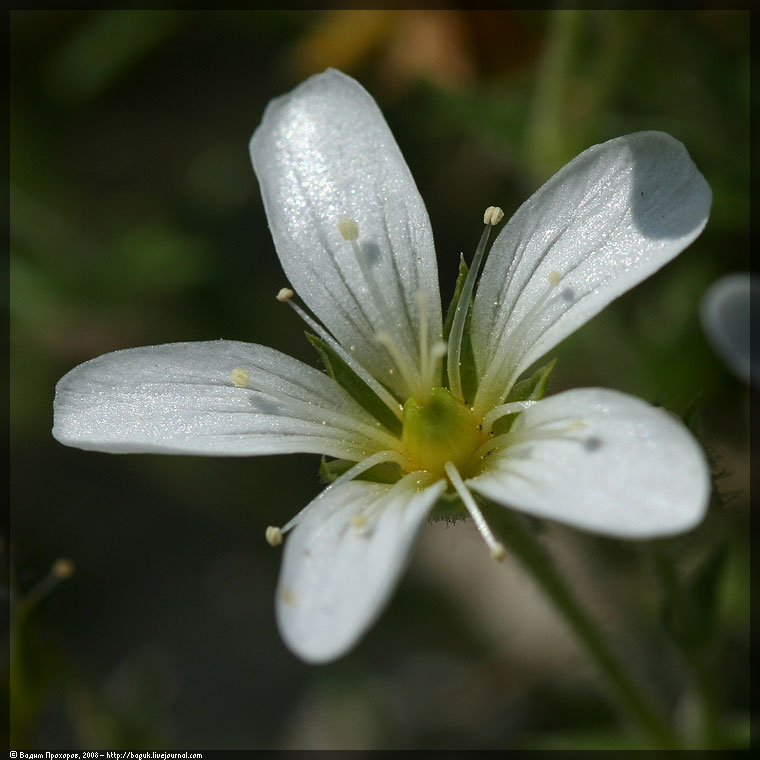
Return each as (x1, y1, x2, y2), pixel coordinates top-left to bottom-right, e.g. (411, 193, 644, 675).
(306, 332, 402, 436)
(491, 359, 557, 435)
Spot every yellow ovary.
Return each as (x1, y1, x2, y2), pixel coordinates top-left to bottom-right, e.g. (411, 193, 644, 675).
(401, 386, 489, 480)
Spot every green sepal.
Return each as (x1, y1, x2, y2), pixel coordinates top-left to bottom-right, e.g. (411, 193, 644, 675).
(319, 456, 404, 485)
(491, 358, 557, 436)
(442, 254, 469, 341)
(306, 332, 402, 436)
(508, 357, 556, 402)
(441, 254, 479, 403)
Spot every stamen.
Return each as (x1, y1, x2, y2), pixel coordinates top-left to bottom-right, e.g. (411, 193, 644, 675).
(444, 462, 506, 561)
(345, 470, 438, 536)
(231, 368, 249, 388)
(265, 526, 283, 546)
(448, 206, 504, 402)
(276, 287, 295, 302)
(548, 270, 562, 287)
(337, 217, 360, 242)
(281, 450, 406, 533)
(483, 206, 505, 226)
(481, 400, 538, 435)
(276, 287, 404, 421)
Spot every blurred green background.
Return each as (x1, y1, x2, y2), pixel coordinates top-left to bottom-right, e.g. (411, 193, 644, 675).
(9, 10, 751, 750)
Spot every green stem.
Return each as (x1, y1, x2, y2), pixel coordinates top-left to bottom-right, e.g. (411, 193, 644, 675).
(527, 9, 583, 175)
(484, 503, 680, 749)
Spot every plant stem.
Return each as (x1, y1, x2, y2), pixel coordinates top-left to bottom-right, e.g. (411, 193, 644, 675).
(527, 9, 583, 175)
(483, 503, 681, 749)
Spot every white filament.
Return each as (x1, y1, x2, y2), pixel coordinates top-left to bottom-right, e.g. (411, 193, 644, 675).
(279, 290, 404, 421)
(481, 400, 538, 435)
(444, 461, 506, 561)
(281, 449, 406, 533)
(448, 209, 503, 403)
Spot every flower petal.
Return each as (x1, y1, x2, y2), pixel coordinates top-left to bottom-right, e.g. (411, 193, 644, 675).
(250, 69, 441, 398)
(276, 475, 445, 663)
(469, 388, 710, 538)
(700, 272, 756, 387)
(52, 340, 393, 459)
(472, 132, 712, 412)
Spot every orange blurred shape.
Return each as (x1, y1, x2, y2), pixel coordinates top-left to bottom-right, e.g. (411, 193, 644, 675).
(289, 10, 397, 76)
(289, 10, 475, 90)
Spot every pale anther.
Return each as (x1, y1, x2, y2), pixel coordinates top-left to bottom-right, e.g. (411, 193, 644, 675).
(490, 543, 507, 562)
(350, 514, 368, 528)
(231, 368, 249, 388)
(337, 217, 360, 241)
(483, 206, 504, 226)
(276, 287, 294, 302)
(265, 526, 283, 546)
(431, 340, 447, 358)
(548, 270, 562, 287)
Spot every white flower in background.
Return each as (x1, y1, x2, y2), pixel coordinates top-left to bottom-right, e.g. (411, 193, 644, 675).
(700, 272, 756, 387)
(53, 69, 713, 663)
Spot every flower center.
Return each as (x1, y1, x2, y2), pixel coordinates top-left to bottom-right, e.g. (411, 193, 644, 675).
(401, 386, 488, 480)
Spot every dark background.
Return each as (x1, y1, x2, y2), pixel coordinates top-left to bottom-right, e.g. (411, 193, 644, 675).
(9, 10, 750, 750)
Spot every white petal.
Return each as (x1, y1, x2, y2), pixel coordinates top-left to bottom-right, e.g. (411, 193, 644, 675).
(472, 132, 712, 411)
(250, 69, 441, 397)
(469, 388, 710, 538)
(700, 272, 756, 387)
(276, 475, 445, 663)
(52, 340, 391, 459)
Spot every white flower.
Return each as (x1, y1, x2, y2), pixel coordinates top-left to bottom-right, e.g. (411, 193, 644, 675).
(53, 69, 713, 663)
